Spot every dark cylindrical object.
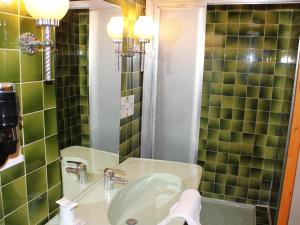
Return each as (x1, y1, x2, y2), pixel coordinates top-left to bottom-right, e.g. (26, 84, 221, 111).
(0, 83, 20, 166)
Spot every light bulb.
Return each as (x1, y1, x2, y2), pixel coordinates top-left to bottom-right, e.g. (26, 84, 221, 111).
(1, 0, 13, 4)
(134, 16, 154, 40)
(107, 17, 124, 41)
(23, 0, 69, 20)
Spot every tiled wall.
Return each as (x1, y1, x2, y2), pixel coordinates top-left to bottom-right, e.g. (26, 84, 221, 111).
(119, 0, 145, 162)
(78, 12, 90, 148)
(198, 3, 299, 220)
(0, 0, 62, 224)
(56, 10, 90, 149)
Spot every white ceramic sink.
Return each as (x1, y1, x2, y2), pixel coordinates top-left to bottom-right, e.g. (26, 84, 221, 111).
(46, 158, 202, 225)
(108, 173, 185, 225)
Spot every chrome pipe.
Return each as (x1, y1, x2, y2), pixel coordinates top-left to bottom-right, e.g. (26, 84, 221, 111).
(43, 26, 52, 81)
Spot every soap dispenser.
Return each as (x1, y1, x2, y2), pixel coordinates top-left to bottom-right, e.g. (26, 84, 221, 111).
(0, 83, 20, 166)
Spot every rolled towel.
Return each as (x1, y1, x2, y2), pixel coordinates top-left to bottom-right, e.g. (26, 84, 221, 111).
(157, 189, 202, 225)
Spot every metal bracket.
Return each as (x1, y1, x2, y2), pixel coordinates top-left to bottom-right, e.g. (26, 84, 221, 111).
(19, 33, 42, 55)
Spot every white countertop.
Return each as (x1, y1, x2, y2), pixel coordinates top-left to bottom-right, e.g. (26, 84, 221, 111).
(47, 157, 202, 225)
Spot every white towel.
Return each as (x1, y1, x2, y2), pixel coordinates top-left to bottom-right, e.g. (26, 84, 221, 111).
(157, 189, 202, 225)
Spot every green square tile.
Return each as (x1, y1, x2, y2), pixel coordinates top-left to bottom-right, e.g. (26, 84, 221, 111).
(259, 87, 273, 99)
(2, 177, 27, 215)
(44, 108, 58, 136)
(206, 12, 215, 23)
(277, 38, 290, 50)
(214, 35, 225, 47)
(232, 120, 243, 132)
(240, 11, 253, 23)
(23, 140, 46, 173)
(247, 86, 259, 98)
(279, 11, 292, 24)
(1, 163, 24, 186)
(23, 111, 44, 144)
(22, 82, 43, 114)
(251, 37, 264, 49)
(215, 24, 227, 35)
(45, 135, 59, 164)
(226, 36, 238, 48)
(28, 193, 48, 225)
(253, 11, 266, 24)
(264, 37, 277, 49)
(0, 50, 20, 83)
(215, 12, 228, 23)
(227, 24, 239, 35)
(266, 11, 279, 24)
(47, 160, 62, 189)
(48, 184, 62, 214)
(0, 13, 19, 49)
(21, 53, 42, 82)
(278, 24, 292, 37)
(4, 205, 29, 225)
(228, 12, 240, 23)
(27, 167, 47, 201)
(44, 82, 56, 109)
(239, 23, 252, 36)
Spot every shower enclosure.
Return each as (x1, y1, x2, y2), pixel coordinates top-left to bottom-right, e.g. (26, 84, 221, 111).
(141, 0, 300, 224)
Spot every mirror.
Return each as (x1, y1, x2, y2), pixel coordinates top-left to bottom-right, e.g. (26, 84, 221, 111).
(55, 0, 122, 200)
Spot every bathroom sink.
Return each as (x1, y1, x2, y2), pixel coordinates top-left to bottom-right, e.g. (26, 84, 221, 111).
(108, 173, 185, 225)
(46, 158, 202, 225)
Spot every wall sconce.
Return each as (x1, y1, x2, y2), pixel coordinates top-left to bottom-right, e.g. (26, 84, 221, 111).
(107, 16, 154, 71)
(19, 0, 69, 81)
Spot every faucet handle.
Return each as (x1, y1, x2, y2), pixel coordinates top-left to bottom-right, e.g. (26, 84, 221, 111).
(67, 160, 86, 169)
(104, 168, 125, 176)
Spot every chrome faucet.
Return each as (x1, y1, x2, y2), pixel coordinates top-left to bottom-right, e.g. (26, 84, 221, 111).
(104, 168, 128, 190)
(66, 161, 88, 185)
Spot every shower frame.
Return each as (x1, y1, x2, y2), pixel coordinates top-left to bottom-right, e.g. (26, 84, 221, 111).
(141, 0, 300, 225)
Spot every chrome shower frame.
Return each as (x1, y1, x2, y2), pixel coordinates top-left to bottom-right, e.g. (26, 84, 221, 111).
(141, 0, 300, 223)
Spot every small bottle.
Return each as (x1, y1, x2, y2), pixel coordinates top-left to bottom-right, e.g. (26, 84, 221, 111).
(56, 197, 78, 225)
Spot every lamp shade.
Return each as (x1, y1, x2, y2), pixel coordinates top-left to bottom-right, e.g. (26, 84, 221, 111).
(107, 17, 124, 40)
(23, 0, 69, 20)
(134, 16, 154, 40)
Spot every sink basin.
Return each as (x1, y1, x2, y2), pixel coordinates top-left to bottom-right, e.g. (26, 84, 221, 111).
(108, 173, 185, 225)
(46, 158, 202, 225)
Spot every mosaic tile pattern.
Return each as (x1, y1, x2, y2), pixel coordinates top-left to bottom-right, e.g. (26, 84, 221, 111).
(119, 0, 145, 163)
(0, 0, 62, 224)
(198, 4, 300, 221)
(56, 10, 90, 149)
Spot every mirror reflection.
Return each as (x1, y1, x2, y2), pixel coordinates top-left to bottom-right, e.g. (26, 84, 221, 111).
(55, 0, 121, 199)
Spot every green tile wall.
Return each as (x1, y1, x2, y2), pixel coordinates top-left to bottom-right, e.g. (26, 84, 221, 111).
(78, 12, 90, 147)
(199, 4, 300, 224)
(55, 10, 90, 149)
(0, 0, 62, 224)
(119, 0, 145, 163)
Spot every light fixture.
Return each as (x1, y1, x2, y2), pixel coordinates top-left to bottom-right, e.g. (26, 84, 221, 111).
(107, 16, 124, 71)
(1, 0, 13, 4)
(20, 0, 69, 81)
(107, 16, 154, 71)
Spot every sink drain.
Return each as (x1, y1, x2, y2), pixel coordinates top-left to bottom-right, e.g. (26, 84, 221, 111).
(125, 218, 138, 225)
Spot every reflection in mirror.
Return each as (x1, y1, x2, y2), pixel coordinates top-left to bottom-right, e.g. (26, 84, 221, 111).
(55, 0, 121, 200)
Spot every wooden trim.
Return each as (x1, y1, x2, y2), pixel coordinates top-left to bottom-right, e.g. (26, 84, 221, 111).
(277, 62, 300, 225)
